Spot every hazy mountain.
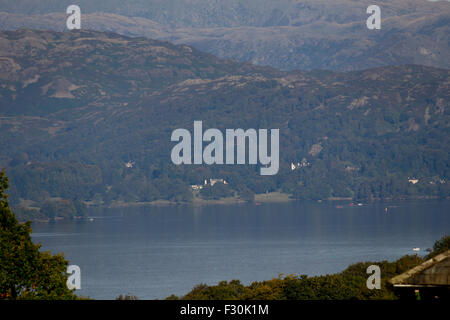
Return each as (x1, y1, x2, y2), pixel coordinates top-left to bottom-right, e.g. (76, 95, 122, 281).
(0, 0, 449, 70)
(0, 30, 448, 211)
(0, 0, 447, 28)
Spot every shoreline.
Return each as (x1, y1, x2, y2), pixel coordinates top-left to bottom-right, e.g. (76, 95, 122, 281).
(103, 193, 444, 209)
(24, 193, 446, 223)
(105, 191, 294, 208)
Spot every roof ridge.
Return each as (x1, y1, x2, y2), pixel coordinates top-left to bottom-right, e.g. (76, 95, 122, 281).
(390, 250, 450, 285)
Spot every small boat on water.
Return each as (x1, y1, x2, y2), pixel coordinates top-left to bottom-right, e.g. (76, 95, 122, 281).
(413, 248, 420, 251)
(89, 218, 95, 222)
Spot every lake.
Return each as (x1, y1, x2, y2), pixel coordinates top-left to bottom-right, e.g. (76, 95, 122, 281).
(31, 200, 449, 300)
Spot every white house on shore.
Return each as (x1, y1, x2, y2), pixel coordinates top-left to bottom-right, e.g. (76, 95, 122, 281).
(191, 178, 228, 190)
(208, 178, 228, 186)
(291, 158, 310, 171)
(125, 161, 134, 168)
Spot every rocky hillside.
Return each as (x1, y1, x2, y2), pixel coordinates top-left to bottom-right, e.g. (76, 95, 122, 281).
(0, 0, 449, 71)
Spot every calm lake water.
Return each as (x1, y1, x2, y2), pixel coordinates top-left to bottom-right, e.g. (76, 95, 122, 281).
(31, 200, 449, 300)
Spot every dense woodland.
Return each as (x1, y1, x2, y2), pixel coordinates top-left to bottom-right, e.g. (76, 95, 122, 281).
(0, 30, 448, 219)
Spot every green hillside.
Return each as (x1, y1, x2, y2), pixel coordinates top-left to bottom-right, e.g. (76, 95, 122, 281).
(0, 30, 448, 218)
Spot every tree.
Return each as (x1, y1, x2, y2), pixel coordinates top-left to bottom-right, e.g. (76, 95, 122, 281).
(238, 187, 255, 202)
(0, 171, 77, 300)
(426, 235, 450, 259)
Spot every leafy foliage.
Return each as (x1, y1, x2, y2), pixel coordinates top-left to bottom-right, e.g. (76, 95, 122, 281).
(0, 171, 77, 300)
(425, 235, 450, 259)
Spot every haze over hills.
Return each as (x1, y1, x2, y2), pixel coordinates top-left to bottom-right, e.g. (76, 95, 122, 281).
(0, 0, 448, 27)
(0, 29, 448, 219)
(0, 0, 449, 70)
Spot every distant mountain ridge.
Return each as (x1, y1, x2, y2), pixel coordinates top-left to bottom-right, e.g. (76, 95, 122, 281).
(0, 0, 449, 71)
(0, 0, 447, 27)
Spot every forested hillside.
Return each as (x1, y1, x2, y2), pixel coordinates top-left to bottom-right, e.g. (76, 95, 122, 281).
(0, 30, 448, 218)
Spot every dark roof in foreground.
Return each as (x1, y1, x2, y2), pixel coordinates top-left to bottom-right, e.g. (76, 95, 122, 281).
(390, 250, 450, 287)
